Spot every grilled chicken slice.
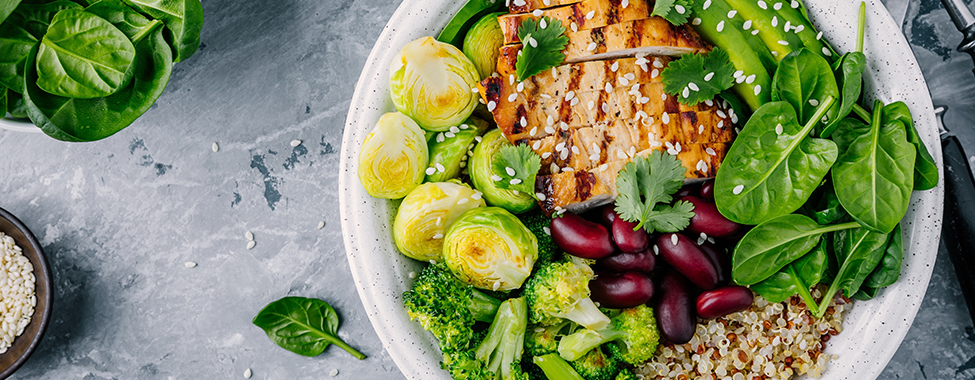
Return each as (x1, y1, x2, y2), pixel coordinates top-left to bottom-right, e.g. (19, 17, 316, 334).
(499, 0, 651, 44)
(509, 0, 583, 14)
(496, 18, 708, 75)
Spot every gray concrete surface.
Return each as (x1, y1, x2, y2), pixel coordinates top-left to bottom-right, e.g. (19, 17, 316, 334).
(0, 0, 972, 379)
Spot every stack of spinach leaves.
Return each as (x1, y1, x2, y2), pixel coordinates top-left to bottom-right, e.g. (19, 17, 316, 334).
(712, 4, 939, 318)
(0, 0, 203, 141)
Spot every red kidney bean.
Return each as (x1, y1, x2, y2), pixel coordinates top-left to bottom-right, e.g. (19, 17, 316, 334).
(700, 179, 715, 200)
(675, 183, 700, 199)
(550, 212, 615, 259)
(698, 241, 731, 286)
(590, 271, 654, 309)
(696, 286, 754, 319)
(596, 249, 655, 275)
(681, 195, 742, 238)
(655, 233, 719, 290)
(655, 270, 696, 344)
(612, 217, 650, 253)
(584, 204, 617, 229)
(721, 225, 753, 246)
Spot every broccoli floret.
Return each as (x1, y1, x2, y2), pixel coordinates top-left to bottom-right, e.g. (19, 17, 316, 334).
(532, 353, 587, 380)
(614, 368, 638, 380)
(569, 345, 620, 380)
(524, 257, 610, 330)
(517, 209, 559, 267)
(475, 297, 530, 380)
(525, 320, 572, 356)
(557, 304, 660, 365)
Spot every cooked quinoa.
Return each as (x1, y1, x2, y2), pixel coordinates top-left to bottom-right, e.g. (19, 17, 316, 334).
(0, 232, 36, 353)
(638, 288, 850, 380)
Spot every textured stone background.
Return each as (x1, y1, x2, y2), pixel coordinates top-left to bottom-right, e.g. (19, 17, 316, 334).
(0, 0, 973, 379)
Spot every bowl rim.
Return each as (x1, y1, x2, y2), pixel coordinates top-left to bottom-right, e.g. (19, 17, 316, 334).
(0, 207, 53, 379)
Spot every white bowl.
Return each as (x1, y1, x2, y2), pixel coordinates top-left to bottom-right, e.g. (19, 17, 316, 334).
(0, 117, 41, 134)
(339, 1, 945, 379)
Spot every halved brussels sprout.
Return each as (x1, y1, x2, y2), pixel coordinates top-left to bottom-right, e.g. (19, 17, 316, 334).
(470, 129, 537, 214)
(425, 117, 491, 182)
(358, 112, 428, 199)
(444, 207, 538, 291)
(394, 181, 486, 262)
(463, 12, 504, 80)
(389, 36, 480, 132)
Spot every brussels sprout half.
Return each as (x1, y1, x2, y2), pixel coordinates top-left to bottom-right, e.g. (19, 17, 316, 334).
(389, 37, 480, 132)
(463, 12, 505, 80)
(444, 207, 538, 291)
(357, 112, 428, 199)
(425, 117, 491, 183)
(394, 181, 486, 262)
(470, 129, 537, 213)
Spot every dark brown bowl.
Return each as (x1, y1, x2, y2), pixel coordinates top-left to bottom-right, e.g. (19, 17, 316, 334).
(0, 208, 52, 379)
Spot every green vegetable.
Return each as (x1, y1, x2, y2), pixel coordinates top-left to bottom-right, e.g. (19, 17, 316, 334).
(437, 0, 505, 47)
(851, 285, 880, 301)
(650, 0, 692, 25)
(813, 226, 889, 317)
(614, 368, 639, 380)
(85, 0, 164, 42)
(6, 88, 26, 118)
(821, 5, 866, 138)
(724, 0, 804, 61)
(660, 48, 737, 106)
(864, 224, 902, 288)
(470, 129, 538, 214)
(517, 209, 559, 267)
(390, 36, 480, 132)
(357, 112, 429, 199)
(883, 101, 939, 190)
(526, 320, 571, 356)
(714, 98, 837, 226)
(393, 182, 485, 262)
(36, 9, 136, 98)
(750, 237, 828, 314)
(731, 214, 859, 285)
(0, 85, 6, 113)
(569, 345, 619, 380)
(524, 256, 610, 330)
(0, 12, 41, 91)
(514, 16, 568, 82)
(613, 150, 695, 234)
(121, 0, 203, 62)
(533, 353, 587, 380)
(24, 25, 172, 141)
(252, 296, 366, 360)
(474, 297, 530, 380)
(773, 0, 833, 60)
(463, 12, 504, 80)
(492, 144, 542, 197)
(0, 0, 21, 25)
(4, 1, 82, 39)
(800, 179, 848, 225)
(425, 118, 486, 183)
(831, 101, 916, 234)
(770, 48, 839, 128)
(556, 304, 659, 365)
(443, 207, 538, 292)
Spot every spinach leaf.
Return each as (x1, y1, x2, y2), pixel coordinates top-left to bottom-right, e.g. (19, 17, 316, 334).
(731, 214, 859, 285)
(800, 179, 847, 226)
(0, 85, 6, 112)
(6, 88, 27, 118)
(864, 223, 902, 288)
(883, 101, 938, 190)
(714, 99, 838, 225)
(5, 0, 82, 39)
(437, 0, 505, 47)
(851, 286, 880, 301)
(121, 0, 203, 62)
(24, 25, 171, 141)
(252, 296, 366, 359)
(813, 226, 889, 317)
(821, 52, 865, 138)
(771, 48, 839, 127)
(751, 238, 828, 305)
(0, 17, 39, 92)
(832, 101, 916, 234)
(0, 0, 21, 25)
(36, 9, 136, 98)
(85, 0, 163, 43)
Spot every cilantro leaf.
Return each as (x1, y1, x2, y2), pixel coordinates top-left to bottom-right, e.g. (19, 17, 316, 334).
(492, 144, 542, 196)
(614, 150, 694, 233)
(515, 17, 568, 82)
(651, 0, 693, 25)
(661, 48, 737, 106)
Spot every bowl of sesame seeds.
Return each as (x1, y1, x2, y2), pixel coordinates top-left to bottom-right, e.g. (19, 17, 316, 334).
(0, 207, 52, 379)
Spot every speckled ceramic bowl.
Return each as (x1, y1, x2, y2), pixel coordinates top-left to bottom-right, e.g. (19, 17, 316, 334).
(339, 1, 944, 379)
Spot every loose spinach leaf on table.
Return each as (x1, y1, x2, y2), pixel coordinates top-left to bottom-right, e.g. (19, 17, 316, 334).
(252, 296, 366, 359)
(731, 214, 859, 285)
(771, 48, 839, 128)
(864, 223, 903, 288)
(814, 226, 889, 316)
(36, 9, 137, 98)
(714, 99, 837, 225)
(832, 101, 916, 234)
(883, 101, 939, 190)
(24, 26, 171, 141)
(0, 16, 40, 92)
(85, 0, 163, 42)
(751, 237, 828, 306)
(122, 0, 203, 63)
(821, 51, 865, 138)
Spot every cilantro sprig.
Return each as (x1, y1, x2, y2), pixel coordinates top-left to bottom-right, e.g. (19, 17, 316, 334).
(614, 151, 695, 233)
(492, 144, 542, 196)
(651, 0, 693, 25)
(515, 17, 569, 82)
(661, 48, 737, 106)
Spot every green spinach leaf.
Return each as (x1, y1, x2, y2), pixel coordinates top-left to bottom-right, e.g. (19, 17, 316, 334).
(771, 48, 839, 127)
(24, 25, 171, 141)
(714, 99, 838, 225)
(832, 101, 916, 234)
(121, 0, 203, 62)
(820, 51, 865, 138)
(85, 0, 163, 42)
(814, 226, 889, 317)
(0, 17, 39, 92)
(751, 238, 828, 305)
(864, 223, 902, 288)
(883, 101, 938, 190)
(6, 88, 27, 118)
(731, 214, 858, 285)
(252, 296, 366, 359)
(36, 9, 136, 98)
(800, 179, 847, 225)
(0, 0, 21, 25)
(851, 286, 880, 300)
(0, 85, 6, 112)
(5, 0, 82, 39)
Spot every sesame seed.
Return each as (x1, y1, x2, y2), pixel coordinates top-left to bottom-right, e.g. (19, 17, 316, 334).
(785, 21, 792, 31)
(533, 9, 543, 16)
(460, 124, 469, 130)
(537, 193, 547, 201)
(611, 61, 620, 72)
(436, 133, 445, 143)
(675, 4, 686, 14)
(543, 226, 552, 235)
(560, 149, 569, 160)
(436, 163, 445, 172)
(754, 84, 762, 96)
(794, 24, 805, 33)
(661, 92, 668, 101)
(540, 18, 548, 29)
(560, 122, 569, 131)
(651, 68, 660, 78)
(457, 197, 470, 205)
(774, 2, 782, 9)
(706, 99, 714, 106)
(619, 77, 630, 86)
(556, 142, 566, 151)
(551, 163, 560, 173)
(653, 59, 664, 68)
(692, 17, 702, 25)
(671, 234, 679, 246)
(521, 117, 528, 127)
(572, 146, 580, 154)
(682, 87, 690, 98)
(588, 100, 595, 110)
(517, 82, 525, 93)
(822, 47, 832, 56)
(746, 74, 756, 84)
(706, 147, 717, 156)
(528, 37, 538, 47)
(510, 74, 515, 85)
(571, 22, 578, 32)
(641, 96, 650, 104)
(510, 178, 522, 185)
(688, 82, 700, 91)
(705, 72, 715, 81)
(290, 139, 302, 147)
(733, 185, 745, 195)
(506, 167, 516, 176)
(736, 76, 745, 84)
(716, 21, 725, 32)
(617, 150, 627, 159)
(246, 231, 255, 241)
(792, 0, 799, 7)
(475, 136, 482, 142)
(425, 167, 436, 175)
(662, 113, 670, 124)
(445, 132, 455, 138)
(491, 174, 503, 181)
(809, 99, 820, 106)
(487, 101, 497, 112)
(185, 262, 197, 268)
(449, 126, 460, 133)
(587, 42, 597, 51)
(602, 102, 610, 113)
(697, 232, 708, 245)
(590, 154, 599, 161)
(817, 31, 824, 40)
(547, 115, 555, 125)
(771, 16, 778, 27)
(586, 10, 595, 19)
(211, 142, 219, 152)
(317, 221, 326, 229)
(778, 40, 789, 45)
(717, 110, 727, 118)
(530, 127, 538, 136)
(625, 73, 635, 80)
(533, 140, 542, 150)
(605, 83, 613, 93)
(703, 0, 712, 9)
(244, 368, 253, 379)
(542, 152, 552, 159)
(727, 10, 737, 18)
(752, 29, 760, 35)
(717, 120, 725, 129)
(743, 20, 753, 30)
(758, 0, 767, 9)
(699, 125, 705, 134)
(775, 124, 783, 134)
(247, 241, 256, 250)
(544, 126, 555, 134)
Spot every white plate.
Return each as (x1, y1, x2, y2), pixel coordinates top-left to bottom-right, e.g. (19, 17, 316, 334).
(338, 1, 945, 379)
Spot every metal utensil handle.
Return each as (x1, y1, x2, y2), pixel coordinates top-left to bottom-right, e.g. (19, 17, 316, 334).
(941, 0, 975, 75)
(942, 134, 975, 323)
